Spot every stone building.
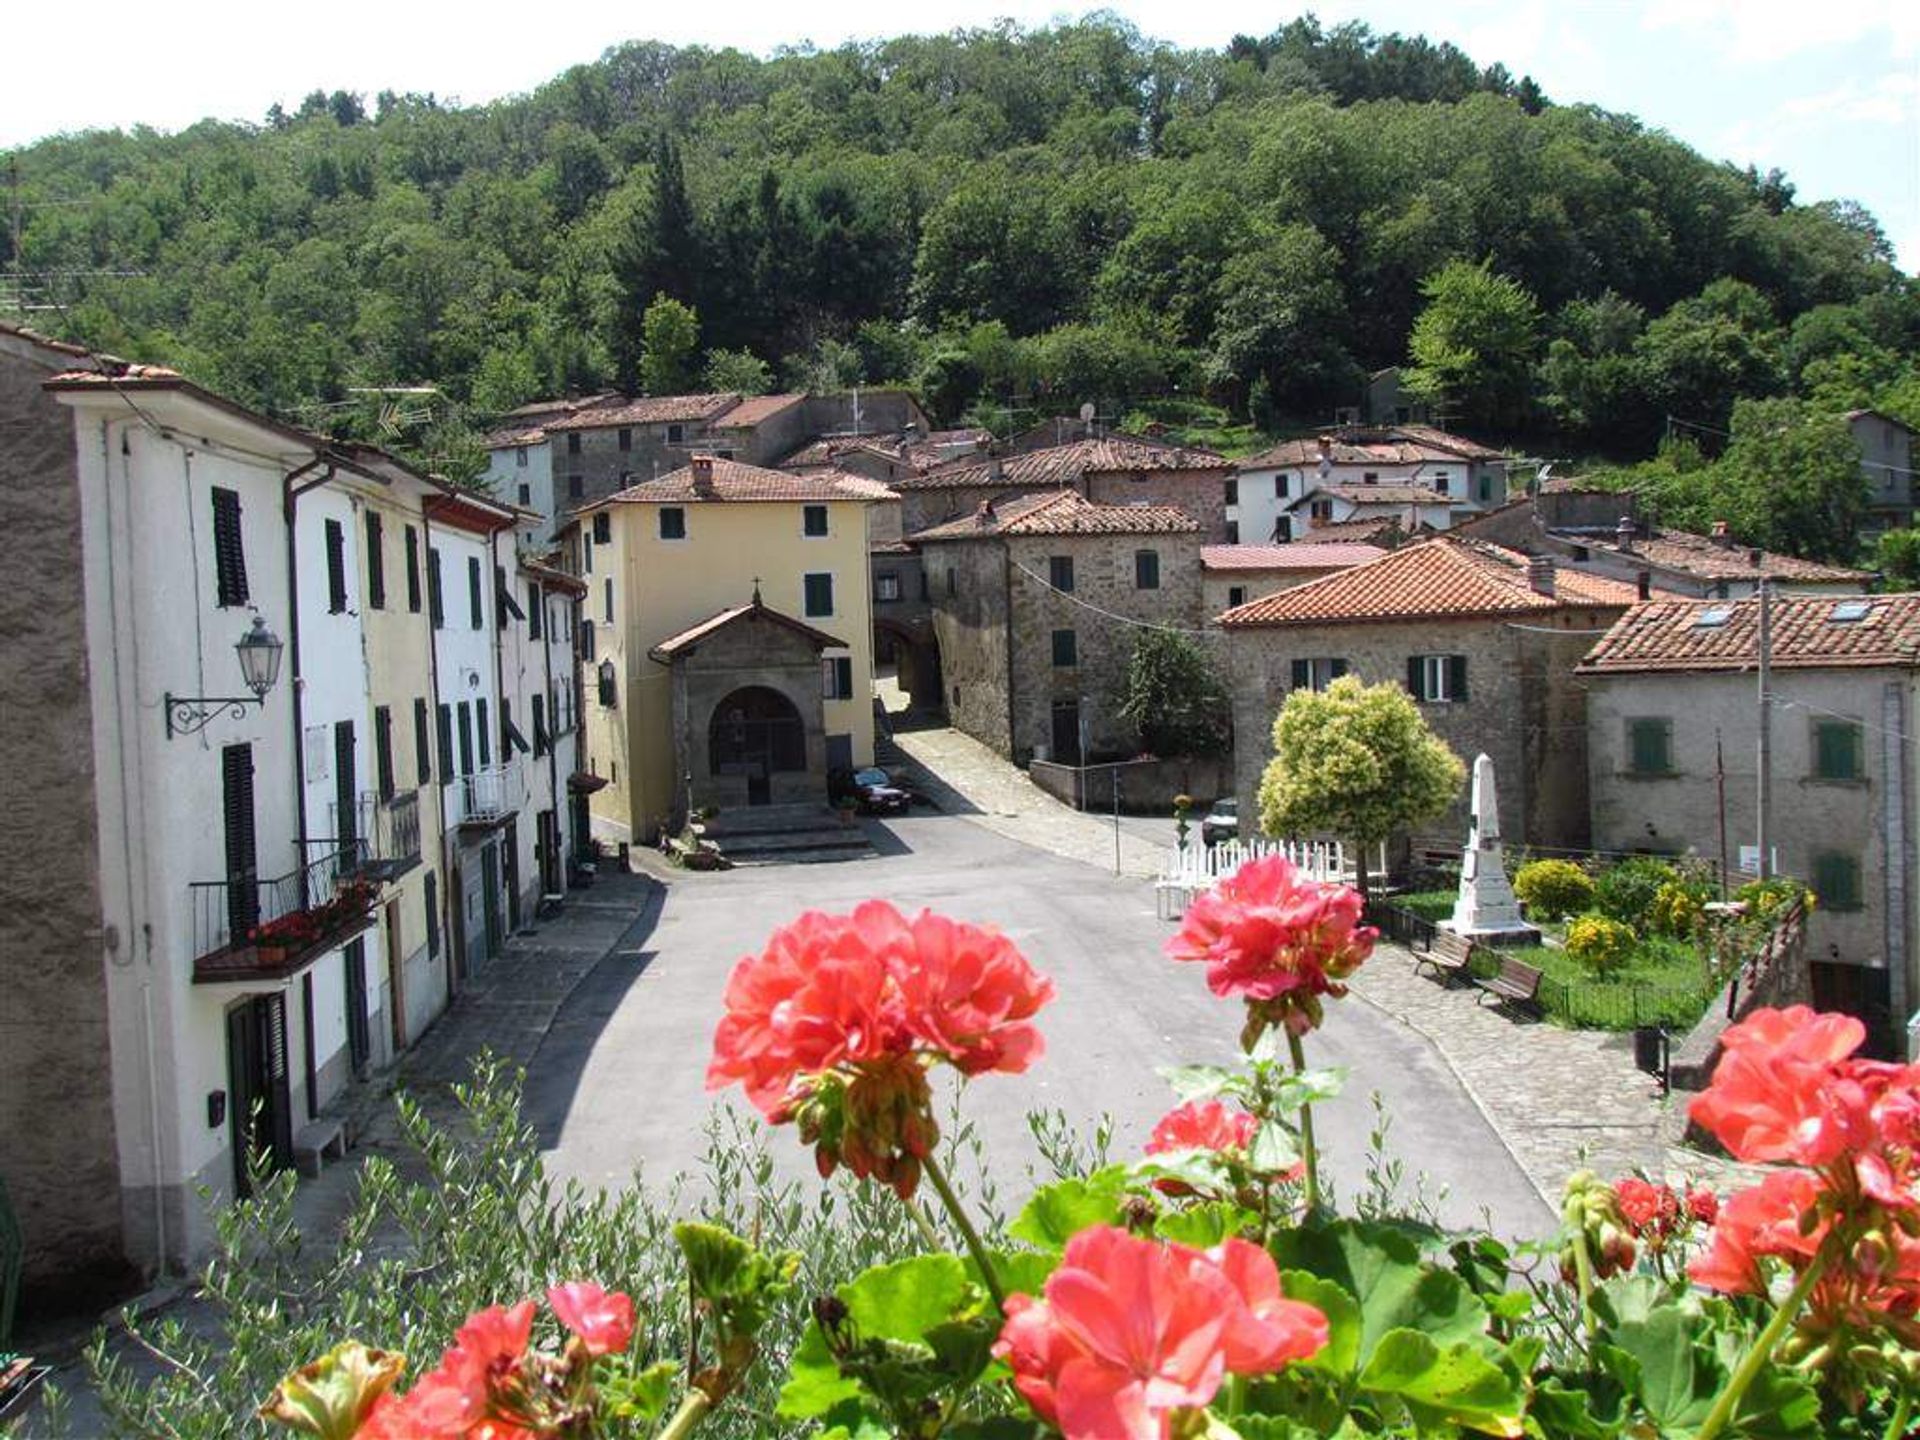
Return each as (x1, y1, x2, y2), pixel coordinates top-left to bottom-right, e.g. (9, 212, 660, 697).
(1578, 593, 1920, 1057)
(1200, 543, 1385, 621)
(1221, 536, 1637, 866)
(893, 435, 1234, 539)
(1849, 408, 1913, 535)
(912, 490, 1203, 763)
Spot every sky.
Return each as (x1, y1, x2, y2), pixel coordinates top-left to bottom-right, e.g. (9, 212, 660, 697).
(4, 1, 1916, 270)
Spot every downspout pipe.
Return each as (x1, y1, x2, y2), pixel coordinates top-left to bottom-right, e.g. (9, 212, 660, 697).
(283, 458, 332, 903)
(421, 503, 453, 988)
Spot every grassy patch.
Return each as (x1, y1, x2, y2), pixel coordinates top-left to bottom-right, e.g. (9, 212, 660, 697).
(1395, 889, 1456, 923)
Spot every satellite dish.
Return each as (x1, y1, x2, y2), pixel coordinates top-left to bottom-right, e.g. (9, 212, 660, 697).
(1078, 402, 1096, 423)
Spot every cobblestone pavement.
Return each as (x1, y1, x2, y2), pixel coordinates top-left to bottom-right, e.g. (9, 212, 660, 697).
(888, 722, 1736, 1209)
(887, 725, 1166, 879)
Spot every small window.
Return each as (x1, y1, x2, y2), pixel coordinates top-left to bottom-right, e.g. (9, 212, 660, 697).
(324, 517, 348, 613)
(1813, 720, 1863, 781)
(364, 510, 385, 610)
(1051, 629, 1077, 667)
(1049, 555, 1075, 592)
(803, 504, 829, 537)
(946, 567, 956, 598)
(1134, 550, 1160, 590)
(373, 705, 394, 800)
(1362, 472, 1379, 483)
(528, 582, 543, 639)
(1310, 498, 1334, 521)
(516, 446, 528, 467)
(1830, 600, 1873, 623)
(1224, 520, 1240, 543)
(666, 423, 685, 444)
(1812, 852, 1862, 912)
(579, 617, 596, 660)
(1693, 606, 1733, 629)
(1228, 585, 1247, 608)
(414, 697, 432, 784)
(593, 512, 612, 544)
(467, 556, 483, 630)
(456, 701, 474, 777)
(821, 654, 854, 700)
(1275, 474, 1289, 498)
(436, 703, 454, 784)
(659, 506, 686, 540)
(1627, 717, 1673, 776)
(1224, 477, 1238, 505)
(405, 525, 421, 612)
(876, 572, 901, 602)
(597, 659, 618, 707)
(428, 547, 445, 629)
(603, 577, 613, 623)
(920, 570, 931, 602)
(618, 427, 632, 452)
(517, 483, 531, 506)
(1477, 473, 1492, 502)
(211, 486, 248, 607)
(568, 475, 583, 500)
(1289, 658, 1349, 692)
(424, 872, 439, 956)
(566, 433, 581, 455)
(1407, 654, 1468, 703)
(476, 698, 491, 767)
(583, 534, 594, 573)
(804, 572, 834, 617)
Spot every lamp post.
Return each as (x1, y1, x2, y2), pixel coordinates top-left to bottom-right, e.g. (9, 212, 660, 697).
(164, 614, 285, 738)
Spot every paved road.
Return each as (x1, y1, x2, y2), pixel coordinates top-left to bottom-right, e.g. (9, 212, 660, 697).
(529, 812, 1554, 1238)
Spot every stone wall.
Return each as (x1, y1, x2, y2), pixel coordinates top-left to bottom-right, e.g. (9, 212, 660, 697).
(922, 540, 1014, 754)
(1030, 755, 1231, 812)
(1083, 468, 1232, 543)
(1005, 532, 1205, 762)
(0, 338, 132, 1311)
(667, 614, 831, 812)
(899, 482, 1055, 537)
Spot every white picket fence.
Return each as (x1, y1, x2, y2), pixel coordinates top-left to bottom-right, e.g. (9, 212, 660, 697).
(1154, 838, 1358, 919)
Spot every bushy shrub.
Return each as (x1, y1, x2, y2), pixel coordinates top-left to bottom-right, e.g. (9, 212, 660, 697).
(1648, 879, 1707, 938)
(1594, 856, 1677, 927)
(1512, 859, 1594, 921)
(1735, 875, 1813, 918)
(1566, 913, 1637, 976)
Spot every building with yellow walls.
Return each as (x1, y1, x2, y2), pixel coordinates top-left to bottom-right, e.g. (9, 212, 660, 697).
(571, 455, 875, 842)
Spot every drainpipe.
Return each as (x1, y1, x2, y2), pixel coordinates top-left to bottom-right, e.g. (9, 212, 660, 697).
(420, 504, 453, 990)
(1002, 545, 1017, 759)
(538, 579, 561, 881)
(282, 457, 332, 903)
(1885, 679, 1912, 1050)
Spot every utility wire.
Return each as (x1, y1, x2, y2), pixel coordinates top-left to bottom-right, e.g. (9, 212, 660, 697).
(1008, 558, 1224, 639)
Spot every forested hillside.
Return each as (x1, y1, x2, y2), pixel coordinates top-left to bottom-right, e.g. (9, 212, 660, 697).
(5, 15, 1916, 475)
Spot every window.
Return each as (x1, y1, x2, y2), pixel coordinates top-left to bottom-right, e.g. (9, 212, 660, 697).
(528, 583, 543, 638)
(1830, 600, 1873, 623)
(1477, 473, 1493, 503)
(597, 659, 617, 707)
(467, 556, 483, 629)
(1228, 586, 1247, 608)
(617, 427, 632, 452)
(804, 572, 834, 617)
(659, 506, 686, 540)
(516, 447, 528, 468)
(414, 697, 431, 783)
(1626, 717, 1673, 776)
(822, 655, 854, 699)
(583, 534, 593, 573)
(495, 564, 522, 629)
(567, 434, 581, 455)
(1049, 555, 1075, 591)
(1272, 516, 1293, 542)
(1693, 606, 1733, 629)
(456, 702, 474, 777)
(1362, 471, 1379, 483)
(404, 525, 421, 612)
(211, 486, 248, 607)
(1289, 658, 1349, 692)
(1134, 550, 1160, 590)
(1051, 629, 1077, 667)
(517, 484, 531, 507)
(920, 571, 930, 602)
(1812, 852, 1862, 911)
(427, 546, 444, 628)
(803, 504, 829, 537)
(876, 572, 901, 602)
(365, 511, 385, 609)
(1813, 720, 1864, 781)
(666, 423, 684, 444)
(1225, 521, 1240, 543)
(593, 512, 611, 544)
(324, 517, 348, 613)
(1275, 474, 1289, 498)
(568, 475, 584, 500)
(1431, 470, 1450, 495)
(476, 699, 491, 767)
(373, 706, 394, 799)
(946, 567, 956, 598)
(1310, 498, 1334, 521)
(603, 577, 613, 623)
(1224, 477, 1238, 505)
(436, 703, 454, 784)
(579, 617, 596, 660)
(424, 872, 439, 956)
(532, 695, 548, 756)
(1407, 654, 1468, 703)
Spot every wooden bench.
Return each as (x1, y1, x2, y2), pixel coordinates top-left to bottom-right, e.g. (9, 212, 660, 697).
(1470, 956, 1544, 1016)
(292, 1119, 347, 1178)
(1412, 929, 1474, 985)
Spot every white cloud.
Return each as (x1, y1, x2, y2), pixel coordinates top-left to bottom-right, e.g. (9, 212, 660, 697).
(1641, 0, 1917, 64)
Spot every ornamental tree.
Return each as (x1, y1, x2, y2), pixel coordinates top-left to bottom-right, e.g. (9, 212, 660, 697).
(1256, 675, 1465, 895)
(1118, 627, 1231, 758)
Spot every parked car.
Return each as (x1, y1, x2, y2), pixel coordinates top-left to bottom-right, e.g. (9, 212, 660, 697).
(1200, 797, 1238, 846)
(832, 766, 912, 815)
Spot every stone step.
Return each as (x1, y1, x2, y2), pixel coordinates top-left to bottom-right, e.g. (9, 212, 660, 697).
(728, 845, 881, 866)
(702, 804, 842, 838)
(709, 827, 871, 857)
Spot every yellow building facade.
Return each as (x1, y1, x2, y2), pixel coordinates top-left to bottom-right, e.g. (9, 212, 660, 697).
(575, 457, 875, 842)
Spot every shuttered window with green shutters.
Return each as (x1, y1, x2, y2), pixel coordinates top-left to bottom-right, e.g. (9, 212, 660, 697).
(1812, 852, 1862, 911)
(365, 511, 385, 610)
(1813, 721, 1863, 781)
(1627, 718, 1673, 775)
(212, 487, 248, 607)
(414, 698, 432, 784)
(325, 518, 348, 613)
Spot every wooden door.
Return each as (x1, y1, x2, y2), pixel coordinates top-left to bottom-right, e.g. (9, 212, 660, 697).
(226, 994, 293, 1196)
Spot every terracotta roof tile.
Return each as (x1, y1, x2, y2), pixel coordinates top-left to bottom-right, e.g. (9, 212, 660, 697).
(547, 393, 740, 430)
(1201, 543, 1385, 571)
(586, 458, 876, 508)
(1219, 537, 1637, 628)
(1297, 518, 1404, 544)
(1558, 526, 1870, 584)
(1242, 424, 1505, 470)
(910, 489, 1200, 541)
(1577, 594, 1920, 674)
(896, 435, 1230, 491)
(712, 392, 805, 428)
(1307, 483, 1452, 506)
(649, 600, 846, 658)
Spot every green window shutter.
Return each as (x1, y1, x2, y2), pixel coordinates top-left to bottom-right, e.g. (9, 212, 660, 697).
(415, 698, 431, 784)
(1815, 722, 1861, 780)
(1406, 655, 1424, 700)
(1630, 718, 1671, 774)
(1814, 853, 1861, 911)
(1448, 655, 1469, 702)
(1291, 659, 1310, 691)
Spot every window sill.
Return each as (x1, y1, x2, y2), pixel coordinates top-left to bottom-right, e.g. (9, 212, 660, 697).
(1801, 776, 1869, 789)
(1617, 770, 1681, 780)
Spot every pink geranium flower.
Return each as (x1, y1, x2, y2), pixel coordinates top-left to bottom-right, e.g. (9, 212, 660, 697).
(547, 1281, 636, 1358)
(1687, 1006, 1868, 1167)
(1145, 1100, 1258, 1158)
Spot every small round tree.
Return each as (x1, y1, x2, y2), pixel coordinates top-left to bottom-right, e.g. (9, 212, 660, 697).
(1118, 627, 1231, 758)
(1257, 675, 1466, 896)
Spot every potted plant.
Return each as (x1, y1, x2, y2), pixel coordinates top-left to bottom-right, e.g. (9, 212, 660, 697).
(834, 795, 859, 827)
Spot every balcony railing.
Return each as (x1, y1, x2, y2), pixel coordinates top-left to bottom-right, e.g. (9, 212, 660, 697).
(330, 789, 423, 878)
(455, 763, 523, 830)
(190, 841, 381, 982)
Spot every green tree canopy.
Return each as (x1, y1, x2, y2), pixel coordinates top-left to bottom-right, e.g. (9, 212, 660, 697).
(639, 294, 700, 396)
(703, 347, 773, 395)
(1117, 628, 1231, 758)
(1403, 260, 1542, 430)
(1258, 676, 1465, 893)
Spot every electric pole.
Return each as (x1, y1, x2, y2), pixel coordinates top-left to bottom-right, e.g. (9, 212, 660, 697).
(1756, 580, 1773, 880)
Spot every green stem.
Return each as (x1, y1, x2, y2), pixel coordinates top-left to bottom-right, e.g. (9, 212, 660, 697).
(1881, 1387, 1911, 1440)
(656, 1389, 712, 1440)
(921, 1150, 1006, 1311)
(1285, 1029, 1321, 1215)
(1696, 1231, 1841, 1440)
(1224, 1373, 1249, 1420)
(1567, 1220, 1598, 1339)
(903, 1193, 944, 1253)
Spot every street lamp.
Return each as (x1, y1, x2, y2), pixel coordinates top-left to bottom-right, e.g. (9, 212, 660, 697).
(165, 614, 285, 738)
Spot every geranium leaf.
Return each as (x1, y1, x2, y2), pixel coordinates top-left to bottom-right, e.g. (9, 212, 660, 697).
(1008, 1168, 1128, 1250)
(989, 1248, 1059, 1300)
(1155, 1201, 1254, 1247)
(1269, 1221, 1488, 1366)
(841, 1254, 981, 1343)
(1283, 1270, 1363, 1378)
(1604, 1308, 1720, 1432)
(1159, 1064, 1239, 1102)
(1249, 1121, 1302, 1174)
(1355, 1328, 1524, 1435)
(776, 1321, 865, 1420)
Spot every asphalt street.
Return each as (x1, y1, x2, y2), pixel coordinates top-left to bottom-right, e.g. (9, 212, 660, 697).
(527, 811, 1554, 1238)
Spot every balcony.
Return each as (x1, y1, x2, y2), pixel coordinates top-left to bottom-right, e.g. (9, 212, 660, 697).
(454, 763, 523, 831)
(331, 789, 423, 880)
(190, 842, 381, 985)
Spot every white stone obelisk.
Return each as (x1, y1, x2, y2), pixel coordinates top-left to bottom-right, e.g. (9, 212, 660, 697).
(1446, 753, 1539, 943)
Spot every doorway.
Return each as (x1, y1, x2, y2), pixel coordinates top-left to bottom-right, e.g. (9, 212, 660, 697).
(226, 993, 293, 1197)
(503, 819, 521, 932)
(344, 936, 370, 1076)
(710, 686, 806, 806)
(480, 842, 503, 964)
(1050, 699, 1082, 765)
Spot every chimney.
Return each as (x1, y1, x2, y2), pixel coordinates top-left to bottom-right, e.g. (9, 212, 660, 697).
(1636, 570, 1651, 601)
(1616, 515, 1635, 554)
(1711, 519, 1734, 549)
(988, 459, 1005, 482)
(690, 453, 715, 496)
(1526, 554, 1557, 597)
(975, 496, 996, 526)
(1747, 547, 1763, 567)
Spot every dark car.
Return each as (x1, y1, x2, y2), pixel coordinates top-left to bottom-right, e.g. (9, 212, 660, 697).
(837, 765, 912, 815)
(1200, 797, 1238, 847)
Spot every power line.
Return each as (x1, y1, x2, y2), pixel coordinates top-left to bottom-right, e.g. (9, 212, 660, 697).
(1009, 558, 1223, 639)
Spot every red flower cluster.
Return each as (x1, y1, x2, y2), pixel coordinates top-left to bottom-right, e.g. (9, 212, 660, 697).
(1164, 856, 1376, 1035)
(356, 1283, 636, 1439)
(1146, 1099, 1257, 1157)
(994, 1225, 1328, 1440)
(1685, 1006, 1920, 1364)
(707, 901, 1054, 1196)
(1612, 1177, 1716, 1253)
